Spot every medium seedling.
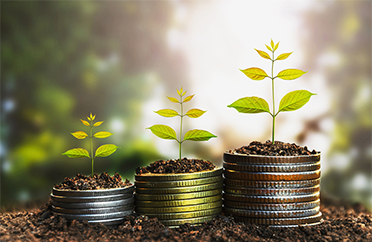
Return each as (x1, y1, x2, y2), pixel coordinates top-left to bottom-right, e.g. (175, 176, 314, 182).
(148, 88, 217, 161)
(228, 40, 316, 144)
(62, 113, 119, 177)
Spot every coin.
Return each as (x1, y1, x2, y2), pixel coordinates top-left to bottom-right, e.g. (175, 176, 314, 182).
(223, 178, 320, 189)
(135, 189, 222, 201)
(135, 168, 223, 181)
(223, 206, 320, 218)
(223, 162, 320, 172)
(223, 192, 320, 204)
(135, 182, 223, 194)
(135, 176, 223, 188)
(135, 200, 222, 213)
(146, 207, 222, 220)
(50, 193, 133, 203)
(52, 185, 135, 197)
(55, 210, 133, 221)
(223, 185, 320, 196)
(223, 152, 320, 164)
(135, 195, 221, 207)
(51, 197, 135, 209)
(223, 169, 321, 181)
(232, 212, 323, 226)
(223, 199, 320, 211)
(159, 215, 218, 226)
(52, 204, 134, 215)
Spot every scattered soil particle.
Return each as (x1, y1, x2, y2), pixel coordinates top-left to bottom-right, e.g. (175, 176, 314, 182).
(54, 172, 132, 190)
(136, 158, 215, 174)
(230, 140, 319, 156)
(0, 195, 371, 241)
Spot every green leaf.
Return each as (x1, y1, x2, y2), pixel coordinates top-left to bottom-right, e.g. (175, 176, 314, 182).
(184, 129, 217, 141)
(185, 108, 206, 118)
(167, 96, 179, 103)
(147, 125, 177, 140)
(93, 121, 104, 127)
(62, 148, 90, 158)
(270, 39, 274, 49)
(240, 67, 268, 81)
(94, 131, 113, 138)
(277, 69, 307, 80)
(255, 49, 271, 60)
(276, 52, 292, 61)
(228, 97, 270, 113)
(95, 144, 119, 158)
(274, 41, 279, 51)
(265, 44, 272, 52)
(80, 119, 90, 126)
(71, 131, 88, 139)
(183, 94, 194, 103)
(154, 109, 179, 117)
(279, 90, 316, 112)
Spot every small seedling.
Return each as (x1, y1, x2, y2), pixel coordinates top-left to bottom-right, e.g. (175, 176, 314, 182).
(62, 113, 119, 177)
(148, 87, 217, 162)
(228, 40, 316, 144)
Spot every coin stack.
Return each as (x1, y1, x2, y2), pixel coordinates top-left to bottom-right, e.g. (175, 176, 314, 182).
(135, 168, 223, 227)
(223, 153, 322, 227)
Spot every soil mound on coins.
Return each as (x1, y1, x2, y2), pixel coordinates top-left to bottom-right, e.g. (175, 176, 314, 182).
(54, 172, 132, 190)
(231, 140, 319, 156)
(136, 158, 215, 174)
(0, 195, 371, 241)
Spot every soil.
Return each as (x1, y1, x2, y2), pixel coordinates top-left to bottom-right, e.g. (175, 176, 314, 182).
(0, 195, 371, 241)
(136, 158, 215, 174)
(230, 140, 319, 156)
(54, 172, 132, 190)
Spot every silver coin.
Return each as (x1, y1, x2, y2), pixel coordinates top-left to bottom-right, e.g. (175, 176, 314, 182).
(224, 169, 321, 181)
(223, 206, 320, 218)
(223, 199, 320, 211)
(223, 178, 320, 189)
(223, 185, 320, 196)
(223, 192, 320, 203)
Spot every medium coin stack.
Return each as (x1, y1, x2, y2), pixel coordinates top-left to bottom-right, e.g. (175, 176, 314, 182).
(135, 168, 223, 227)
(223, 153, 322, 227)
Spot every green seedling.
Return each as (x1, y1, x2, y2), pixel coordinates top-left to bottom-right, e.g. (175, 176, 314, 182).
(62, 113, 119, 177)
(148, 87, 217, 162)
(228, 39, 316, 144)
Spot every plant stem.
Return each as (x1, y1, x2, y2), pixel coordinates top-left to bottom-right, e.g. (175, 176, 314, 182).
(90, 121, 94, 177)
(271, 50, 276, 144)
(179, 95, 183, 161)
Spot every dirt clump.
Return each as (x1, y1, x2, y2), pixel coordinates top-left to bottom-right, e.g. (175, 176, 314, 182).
(136, 158, 215, 174)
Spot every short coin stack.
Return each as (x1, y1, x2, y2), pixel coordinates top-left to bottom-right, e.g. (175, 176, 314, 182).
(135, 168, 223, 227)
(223, 153, 322, 227)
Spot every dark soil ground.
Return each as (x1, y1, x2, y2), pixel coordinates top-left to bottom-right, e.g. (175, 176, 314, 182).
(136, 158, 215, 174)
(1, 195, 370, 241)
(54, 172, 132, 190)
(231, 141, 319, 156)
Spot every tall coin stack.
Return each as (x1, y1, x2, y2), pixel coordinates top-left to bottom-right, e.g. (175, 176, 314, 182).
(223, 153, 322, 227)
(135, 168, 223, 227)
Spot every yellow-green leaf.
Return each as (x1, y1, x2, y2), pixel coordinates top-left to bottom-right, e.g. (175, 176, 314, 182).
(274, 41, 279, 51)
(240, 67, 268, 81)
(147, 125, 177, 140)
(182, 91, 187, 96)
(277, 69, 307, 80)
(265, 44, 272, 52)
(93, 121, 104, 127)
(94, 131, 113, 139)
(228, 97, 270, 114)
(71, 131, 89, 139)
(184, 129, 217, 141)
(154, 109, 179, 117)
(88, 113, 96, 121)
(62, 148, 90, 158)
(276, 52, 292, 61)
(271, 39, 274, 48)
(183, 94, 195, 103)
(255, 49, 271, 60)
(95, 144, 119, 158)
(279, 90, 316, 112)
(167, 96, 179, 103)
(185, 108, 206, 118)
(80, 119, 90, 126)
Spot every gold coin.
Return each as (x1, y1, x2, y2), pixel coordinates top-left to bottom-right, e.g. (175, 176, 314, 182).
(135, 176, 223, 188)
(223, 207, 320, 218)
(223, 192, 320, 204)
(159, 215, 218, 226)
(135, 189, 222, 201)
(135, 195, 221, 207)
(135, 182, 223, 194)
(223, 185, 320, 196)
(223, 199, 320, 211)
(233, 212, 323, 226)
(224, 169, 321, 181)
(223, 178, 320, 189)
(135, 200, 222, 213)
(223, 152, 320, 164)
(223, 162, 321, 172)
(135, 168, 222, 181)
(146, 208, 221, 220)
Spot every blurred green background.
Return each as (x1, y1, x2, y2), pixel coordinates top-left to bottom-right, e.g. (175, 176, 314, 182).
(1, 1, 371, 211)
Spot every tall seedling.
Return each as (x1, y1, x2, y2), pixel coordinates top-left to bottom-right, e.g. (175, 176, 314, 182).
(228, 40, 316, 144)
(62, 113, 119, 177)
(148, 88, 217, 161)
